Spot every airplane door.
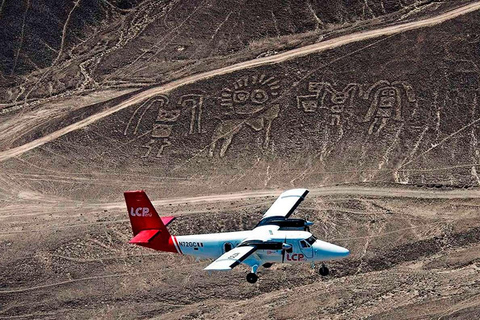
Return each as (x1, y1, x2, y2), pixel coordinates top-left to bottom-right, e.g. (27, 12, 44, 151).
(299, 240, 313, 259)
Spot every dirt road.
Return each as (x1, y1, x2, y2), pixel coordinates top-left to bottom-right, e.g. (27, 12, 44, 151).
(1, 1, 480, 163)
(93, 186, 480, 210)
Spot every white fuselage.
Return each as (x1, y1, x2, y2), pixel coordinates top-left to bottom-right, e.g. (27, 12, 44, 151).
(174, 225, 349, 265)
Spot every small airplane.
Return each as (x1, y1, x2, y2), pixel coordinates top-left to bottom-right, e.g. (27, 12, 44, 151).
(125, 188, 350, 283)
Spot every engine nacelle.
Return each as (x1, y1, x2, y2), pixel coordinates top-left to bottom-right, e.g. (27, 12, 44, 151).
(256, 217, 313, 230)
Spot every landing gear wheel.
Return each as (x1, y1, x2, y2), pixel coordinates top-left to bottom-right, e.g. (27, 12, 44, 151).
(262, 263, 273, 268)
(319, 265, 329, 276)
(246, 273, 258, 283)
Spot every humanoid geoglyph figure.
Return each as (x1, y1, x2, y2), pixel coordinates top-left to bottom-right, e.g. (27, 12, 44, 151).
(297, 82, 360, 126)
(209, 74, 281, 158)
(363, 81, 416, 135)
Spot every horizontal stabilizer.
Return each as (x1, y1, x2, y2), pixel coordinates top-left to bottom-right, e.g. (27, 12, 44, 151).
(129, 229, 160, 244)
(160, 216, 175, 226)
(204, 245, 257, 271)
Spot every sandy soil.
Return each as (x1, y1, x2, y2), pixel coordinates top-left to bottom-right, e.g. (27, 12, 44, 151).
(1, 2, 480, 319)
(1, 186, 480, 319)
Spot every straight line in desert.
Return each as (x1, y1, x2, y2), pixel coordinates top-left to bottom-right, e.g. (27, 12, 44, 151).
(1, 1, 480, 162)
(93, 186, 480, 211)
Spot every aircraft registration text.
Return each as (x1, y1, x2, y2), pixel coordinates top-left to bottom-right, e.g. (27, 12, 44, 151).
(179, 241, 204, 248)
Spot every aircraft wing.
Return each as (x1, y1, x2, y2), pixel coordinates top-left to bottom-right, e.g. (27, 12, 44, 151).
(204, 245, 257, 271)
(262, 188, 309, 220)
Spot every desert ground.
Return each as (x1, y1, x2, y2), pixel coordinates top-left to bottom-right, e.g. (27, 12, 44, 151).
(1, 0, 480, 319)
(1, 186, 480, 319)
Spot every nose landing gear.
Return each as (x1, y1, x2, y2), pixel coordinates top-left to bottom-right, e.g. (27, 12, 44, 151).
(319, 264, 329, 276)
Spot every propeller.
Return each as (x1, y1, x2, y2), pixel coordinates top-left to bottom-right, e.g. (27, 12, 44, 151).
(281, 236, 292, 263)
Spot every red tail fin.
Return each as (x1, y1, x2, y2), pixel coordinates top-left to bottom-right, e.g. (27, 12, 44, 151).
(124, 190, 178, 253)
(124, 190, 172, 236)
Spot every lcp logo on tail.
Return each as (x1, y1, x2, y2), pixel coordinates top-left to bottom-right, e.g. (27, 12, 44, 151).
(130, 207, 152, 217)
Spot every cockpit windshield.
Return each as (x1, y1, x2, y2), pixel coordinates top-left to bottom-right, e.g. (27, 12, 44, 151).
(305, 235, 317, 245)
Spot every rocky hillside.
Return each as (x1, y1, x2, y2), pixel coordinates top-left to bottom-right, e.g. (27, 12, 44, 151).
(1, 0, 448, 104)
(1, 6, 479, 201)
